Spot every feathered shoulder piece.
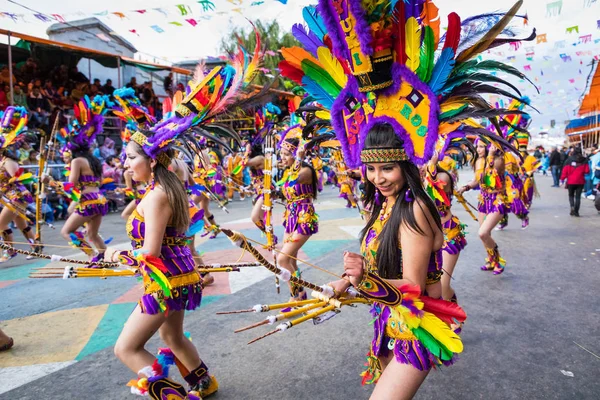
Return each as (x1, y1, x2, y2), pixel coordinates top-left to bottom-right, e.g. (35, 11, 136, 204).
(0, 106, 28, 149)
(68, 95, 112, 151)
(112, 87, 156, 129)
(281, 0, 536, 168)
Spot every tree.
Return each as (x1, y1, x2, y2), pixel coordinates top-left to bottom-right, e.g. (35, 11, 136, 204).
(220, 20, 298, 87)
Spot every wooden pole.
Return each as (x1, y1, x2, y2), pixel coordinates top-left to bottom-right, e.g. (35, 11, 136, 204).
(7, 32, 14, 106)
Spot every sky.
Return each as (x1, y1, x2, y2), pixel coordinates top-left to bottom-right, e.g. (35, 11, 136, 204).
(1, 0, 600, 135)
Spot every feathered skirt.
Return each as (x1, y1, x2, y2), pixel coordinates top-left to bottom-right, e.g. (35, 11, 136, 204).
(478, 190, 507, 215)
(283, 199, 318, 238)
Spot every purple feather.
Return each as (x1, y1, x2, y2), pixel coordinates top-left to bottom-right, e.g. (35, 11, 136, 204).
(347, 0, 374, 56)
(317, 0, 350, 61)
(291, 24, 322, 57)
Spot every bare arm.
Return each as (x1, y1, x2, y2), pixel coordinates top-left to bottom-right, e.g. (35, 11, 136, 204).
(246, 155, 265, 169)
(3, 159, 19, 177)
(296, 166, 314, 185)
(68, 158, 82, 185)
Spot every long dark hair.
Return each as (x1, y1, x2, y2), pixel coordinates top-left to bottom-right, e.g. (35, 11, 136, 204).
(359, 123, 442, 279)
(472, 139, 488, 170)
(73, 149, 103, 178)
(283, 138, 318, 199)
(131, 141, 190, 234)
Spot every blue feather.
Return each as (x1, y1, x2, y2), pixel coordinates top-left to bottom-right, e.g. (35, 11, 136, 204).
(291, 23, 323, 58)
(429, 48, 455, 95)
(303, 6, 327, 40)
(185, 220, 205, 237)
(301, 76, 333, 109)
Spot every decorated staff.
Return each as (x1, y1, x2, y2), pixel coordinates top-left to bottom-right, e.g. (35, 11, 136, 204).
(262, 134, 280, 292)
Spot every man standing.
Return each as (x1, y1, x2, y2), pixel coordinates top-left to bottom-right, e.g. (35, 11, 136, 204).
(549, 146, 561, 187)
(102, 79, 115, 97)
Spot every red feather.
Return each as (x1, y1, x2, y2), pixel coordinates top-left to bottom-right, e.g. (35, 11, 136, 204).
(421, 296, 467, 324)
(393, 2, 407, 64)
(278, 60, 305, 85)
(443, 12, 461, 52)
(145, 255, 169, 273)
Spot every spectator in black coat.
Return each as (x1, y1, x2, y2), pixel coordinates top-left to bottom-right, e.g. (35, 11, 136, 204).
(549, 146, 561, 187)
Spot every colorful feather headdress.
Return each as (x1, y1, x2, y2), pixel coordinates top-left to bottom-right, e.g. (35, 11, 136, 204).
(112, 87, 156, 129)
(0, 106, 28, 150)
(67, 95, 111, 152)
(129, 26, 262, 168)
(281, 0, 536, 168)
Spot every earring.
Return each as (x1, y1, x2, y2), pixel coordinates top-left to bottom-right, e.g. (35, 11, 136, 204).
(149, 171, 155, 190)
(374, 189, 381, 206)
(404, 187, 413, 202)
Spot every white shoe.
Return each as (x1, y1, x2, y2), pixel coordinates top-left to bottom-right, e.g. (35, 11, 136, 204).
(587, 195, 595, 200)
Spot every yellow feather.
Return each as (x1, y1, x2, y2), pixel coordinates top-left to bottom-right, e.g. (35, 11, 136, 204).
(315, 110, 331, 120)
(316, 47, 347, 89)
(405, 17, 421, 72)
(440, 102, 465, 113)
(463, 119, 484, 128)
(281, 47, 319, 70)
(438, 122, 461, 136)
(419, 312, 463, 353)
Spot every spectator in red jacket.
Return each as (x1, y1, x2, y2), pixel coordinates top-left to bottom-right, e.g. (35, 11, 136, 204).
(561, 148, 590, 217)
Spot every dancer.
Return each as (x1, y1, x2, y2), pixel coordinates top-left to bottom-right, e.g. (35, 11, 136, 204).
(517, 132, 540, 216)
(458, 140, 508, 275)
(278, 0, 535, 396)
(425, 152, 467, 303)
(331, 149, 359, 208)
(0, 107, 40, 262)
(244, 141, 270, 235)
(105, 31, 260, 398)
(52, 96, 110, 263)
(277, 129, 319, 302)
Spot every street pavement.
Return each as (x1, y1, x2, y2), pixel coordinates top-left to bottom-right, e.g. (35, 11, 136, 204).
(0, 171, 599, 399)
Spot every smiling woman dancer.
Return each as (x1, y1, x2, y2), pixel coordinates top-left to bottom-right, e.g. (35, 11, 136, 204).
(277, 128, 319, 302)
(277, 0, 535, 397)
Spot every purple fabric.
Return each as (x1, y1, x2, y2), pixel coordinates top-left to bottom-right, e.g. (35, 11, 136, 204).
(331, 79, 368, 168)
(128, 204, 202, 315)
(75, 192, 109, 217)
(317, 0, 351, 61)
(478, 190, 507, 214)
(442, 216, 467, 255)
(369, 303, 457, 372)
(347, 0, 373, 56)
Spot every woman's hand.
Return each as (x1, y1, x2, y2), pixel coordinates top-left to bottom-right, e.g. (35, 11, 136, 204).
(41, 174, 52, 184)
(343, 251, 365, 287)
(489, 144, 497, 156)
(327, 279, 351, 298)
(104, 247, 117, 262)
(457, 185, 469, 195)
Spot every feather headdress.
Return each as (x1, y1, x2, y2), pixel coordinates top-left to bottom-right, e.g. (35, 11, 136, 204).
(0, 106, 29, 150)
(66, 95, 111, 152)
(125, 28, 263, 167)
(280, 0, 536, 168)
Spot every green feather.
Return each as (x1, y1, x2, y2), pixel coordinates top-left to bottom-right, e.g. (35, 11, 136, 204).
(301, 59, 342, 97)
(412, 327, 453, 361)
(417, 26, 435, 82)
(439, 104, 468, 120)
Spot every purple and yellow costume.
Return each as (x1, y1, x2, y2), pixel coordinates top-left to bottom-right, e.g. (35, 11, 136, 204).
(75, 175, 109, 217)
(0, 166, 33, 207)
(125, 208, 202, 314)
(281, 161, 318, 239)
(476, 158, 508, 215)
(361, 205, 454, 377)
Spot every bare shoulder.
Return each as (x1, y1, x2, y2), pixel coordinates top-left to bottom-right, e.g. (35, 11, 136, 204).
(141, 187, 169, 207)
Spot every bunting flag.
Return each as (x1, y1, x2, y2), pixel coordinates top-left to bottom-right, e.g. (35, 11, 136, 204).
(566, 25, 579, 34)
(169, 21, 183, 26)
(151, 25, 164, 33)
(51, 13, 65, 23)
(579, 34, 591, 43)
(176, 4, 191, 15)
(536, 34, 547, 44)
(112, 12, 126, 19)
(198, 1, 216, 12)
(186, 18, 197, 26)
(34, 13, 52, 22)
(546, 0, 562, 17)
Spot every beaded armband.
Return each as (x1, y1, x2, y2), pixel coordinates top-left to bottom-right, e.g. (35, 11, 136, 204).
(356, 272, 403, 306)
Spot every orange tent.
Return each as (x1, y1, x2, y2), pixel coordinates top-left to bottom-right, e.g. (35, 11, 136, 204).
(578, 60, 600, 116)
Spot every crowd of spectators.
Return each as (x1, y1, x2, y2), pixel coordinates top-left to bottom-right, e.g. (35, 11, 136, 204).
(0, 57, 163, 132)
